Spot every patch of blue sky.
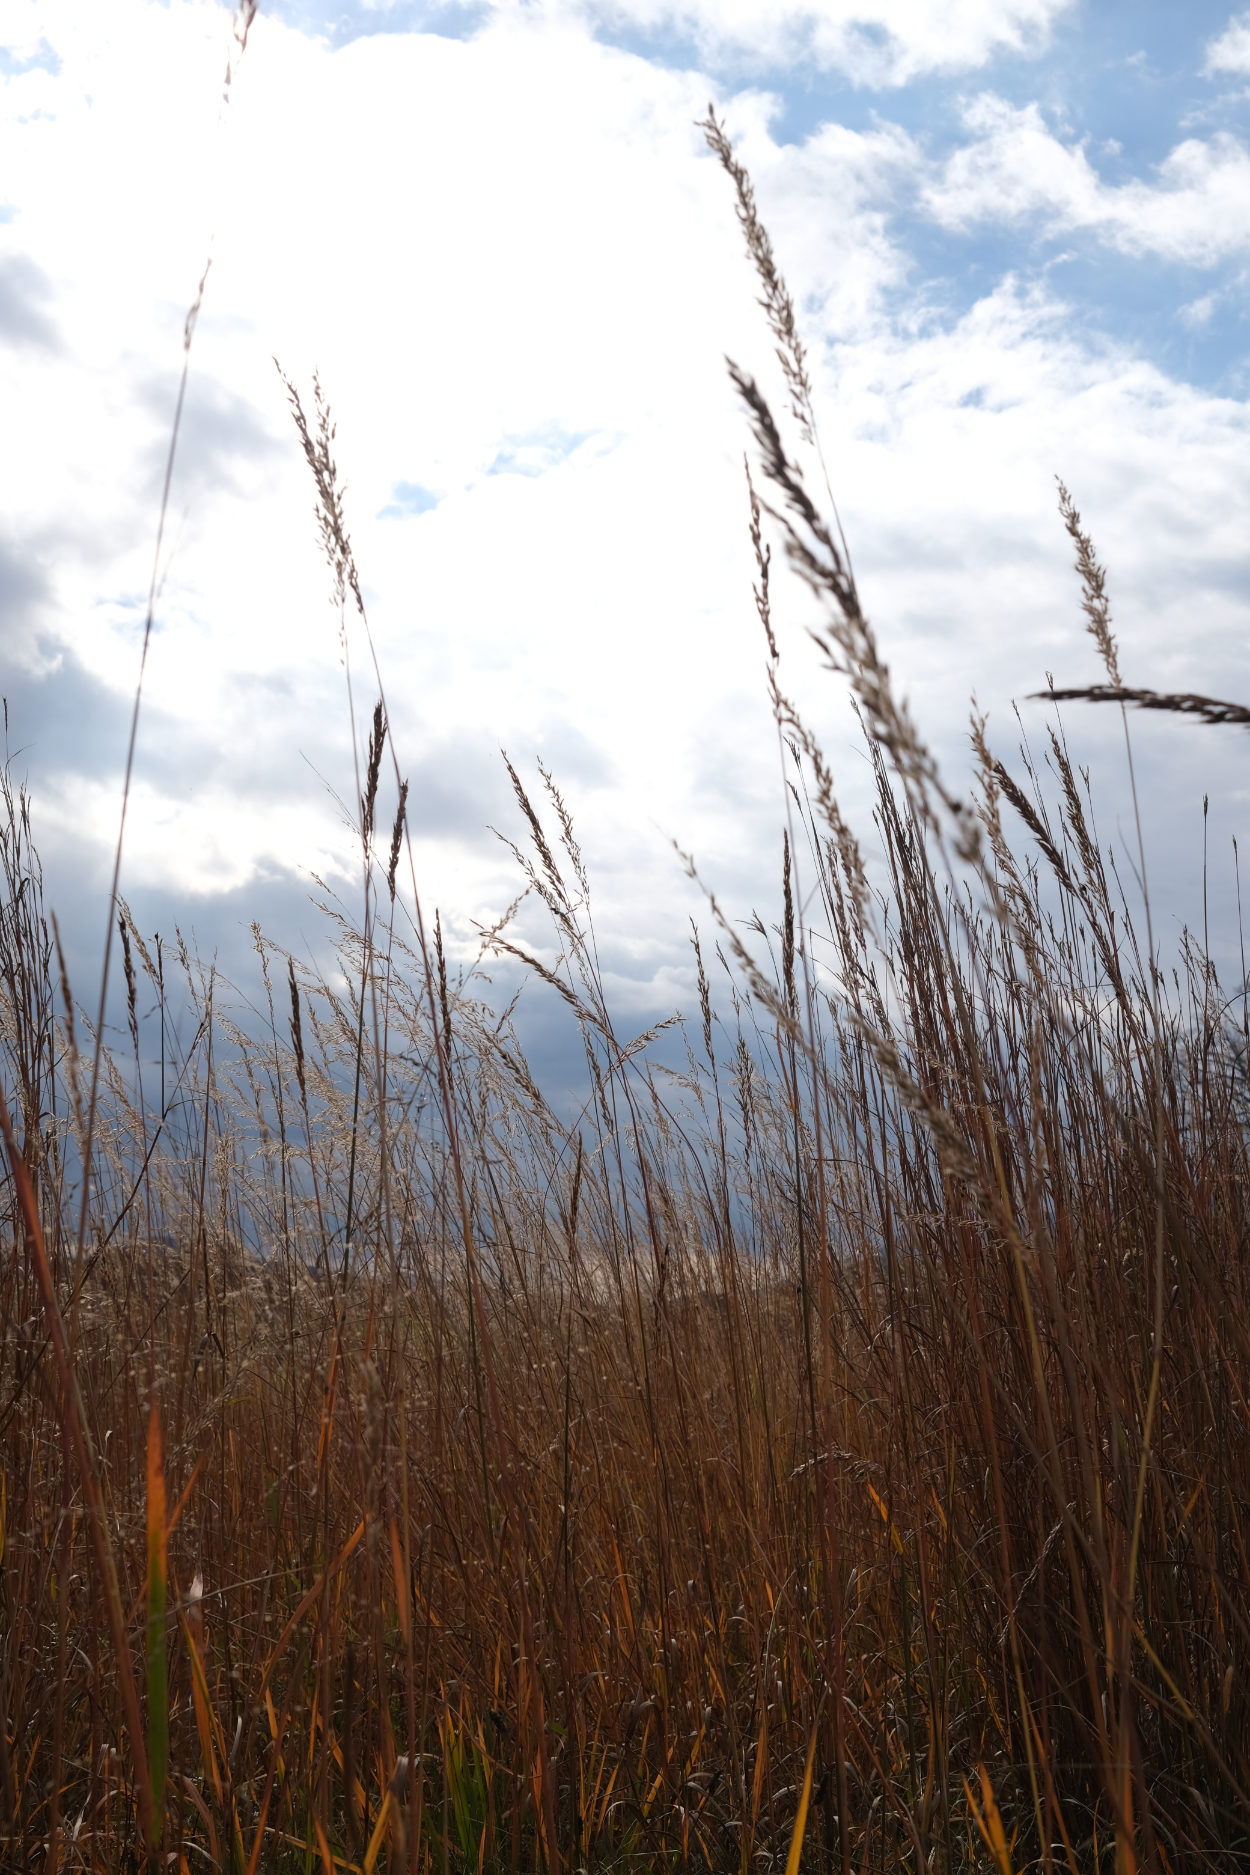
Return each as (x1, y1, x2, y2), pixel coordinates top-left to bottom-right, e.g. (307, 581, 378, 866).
(1046, 248, 1250, 394)
(583, 5, 1250, 161)
(262, 0, 486, 51)
(765, 75, 959, 148)
(770, 17, 1250, 151)
(1039, 1, 1247, 163)
(488, 428, 592, 477)
(0, 38, 61, 78)
(755, 18, 1250, 400)
(868, 204, 1250, 396)
(378, 479, 442, 519)
(542, 19, 1051, 146)
(573, 16, 810, 91)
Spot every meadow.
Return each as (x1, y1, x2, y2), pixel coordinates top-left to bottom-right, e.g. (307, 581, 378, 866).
(1, 108, 1249, 1874)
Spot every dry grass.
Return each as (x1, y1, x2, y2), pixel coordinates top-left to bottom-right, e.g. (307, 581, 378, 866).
(2, 115, 1250, 1875)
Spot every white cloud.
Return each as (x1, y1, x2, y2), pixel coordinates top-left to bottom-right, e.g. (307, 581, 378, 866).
(5, 0, 1250, 1011)
(1180, 291, 1218, 328)
(1205, 11, 1250, 77)
(489, 0, 1074, 83)
(926, 95, 1250, 263)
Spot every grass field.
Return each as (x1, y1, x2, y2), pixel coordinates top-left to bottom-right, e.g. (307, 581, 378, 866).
(1, 107, 1249, 1874)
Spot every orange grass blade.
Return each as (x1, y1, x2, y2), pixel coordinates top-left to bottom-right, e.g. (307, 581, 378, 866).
(964, 1765, 1016, 1875)
(593, 1751, 622, 1837)
(362, 1789, 393, 1874)
(748, 1708, 769, 1835)
(264, 1688, 286, 1777)
(179, 1601, 224, 1804)
(146, 1386, 170, 1844)
(865, 1480, 904, 1556)
(783, 1700, 823, 1875)
(312, 1812, 337, 1874)
(389, 1516, 410, 1644)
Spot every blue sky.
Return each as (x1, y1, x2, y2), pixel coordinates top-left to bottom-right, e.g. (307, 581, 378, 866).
(4, 0, 1250, 1046)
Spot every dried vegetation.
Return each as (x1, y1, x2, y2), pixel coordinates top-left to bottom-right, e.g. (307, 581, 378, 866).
(1, 108, 1249, 1875)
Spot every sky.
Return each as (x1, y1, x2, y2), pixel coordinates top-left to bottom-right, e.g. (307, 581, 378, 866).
(4, 0, 1250, 1072)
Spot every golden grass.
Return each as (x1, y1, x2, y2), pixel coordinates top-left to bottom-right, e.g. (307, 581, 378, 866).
(1, 112, 1249, 1875)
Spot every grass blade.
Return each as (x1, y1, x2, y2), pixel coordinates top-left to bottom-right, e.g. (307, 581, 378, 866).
(146, 1386, 169, 1846)
(784, 1698, 825, 1875)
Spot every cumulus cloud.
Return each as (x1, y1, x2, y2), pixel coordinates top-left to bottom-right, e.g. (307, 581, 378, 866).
(424, 0, 1075, 83)
(5, 0, 1250, 1021)
(926, 95, 1250, 263)
(1205, 11, 1250, 77)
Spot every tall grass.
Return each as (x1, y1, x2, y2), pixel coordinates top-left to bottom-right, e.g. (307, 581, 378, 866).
(2, 111, 1250, 1875)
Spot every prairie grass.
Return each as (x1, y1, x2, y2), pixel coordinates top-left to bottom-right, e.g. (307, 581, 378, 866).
(2, 113, 1250, 1875)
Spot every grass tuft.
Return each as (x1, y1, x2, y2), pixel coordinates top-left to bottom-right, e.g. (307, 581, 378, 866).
(1, 105, 1249, 1875)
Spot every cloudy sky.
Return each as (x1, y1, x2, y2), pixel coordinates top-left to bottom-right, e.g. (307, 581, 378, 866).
(4, 0, 1250, 1060)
